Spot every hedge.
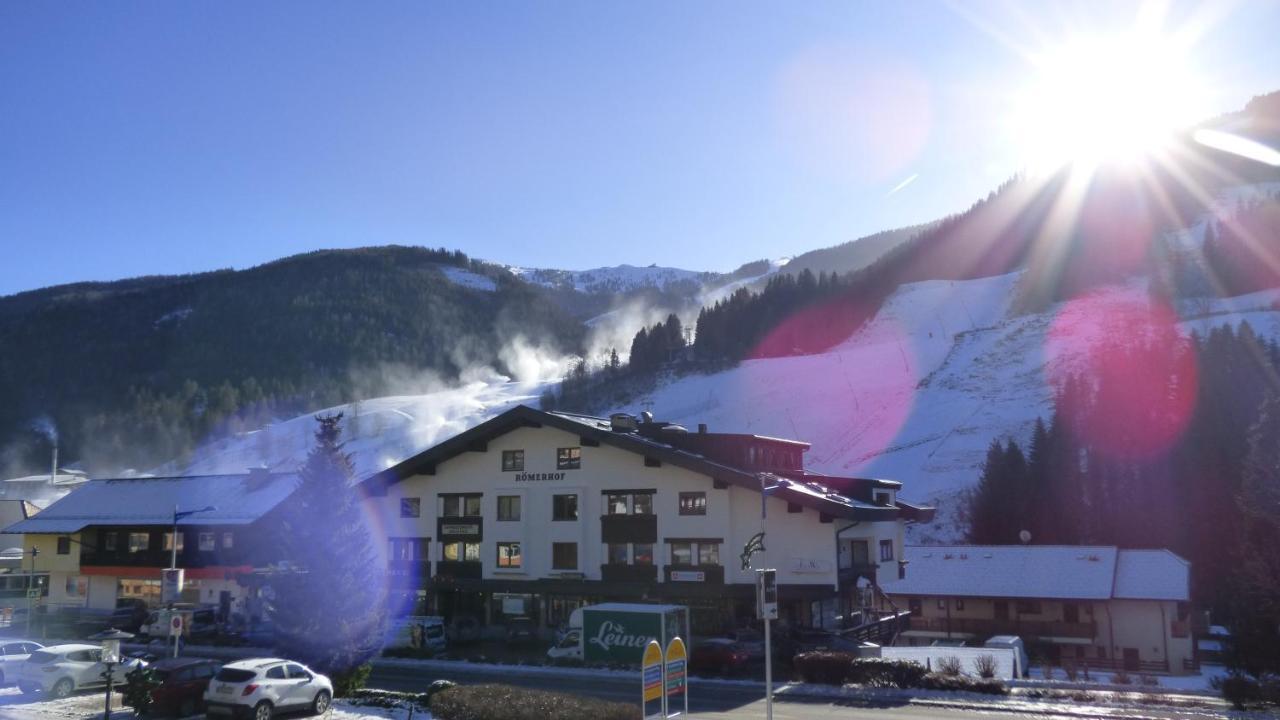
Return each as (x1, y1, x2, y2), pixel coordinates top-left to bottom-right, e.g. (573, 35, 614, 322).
(793, 652, 856, 685)
(919, 672, 1008, 695)
(430, 684, 640, 720)
(847, 659, 929, 688)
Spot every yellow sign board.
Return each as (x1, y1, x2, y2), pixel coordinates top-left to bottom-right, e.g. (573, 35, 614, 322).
(664, 636, 687, 718)
(642, 639, 664, 719)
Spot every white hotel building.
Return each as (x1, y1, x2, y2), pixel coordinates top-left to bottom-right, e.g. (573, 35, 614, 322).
(361, 405, 934, 635)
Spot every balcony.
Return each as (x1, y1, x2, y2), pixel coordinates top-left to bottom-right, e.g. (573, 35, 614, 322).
(387, 561, 432, 588)
(664, 564, 725, 585)
(600, 514, 657, 544)
(907, 616, 1096, 639)
(80, 549, 251, 569)
(437, 517, 483, 542)
(600, 564, 658, 583)
(435, 561, 482, 580)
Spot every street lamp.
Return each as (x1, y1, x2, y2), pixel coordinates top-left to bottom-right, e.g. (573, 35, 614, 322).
(88, 627, 134, 720)
(170, 505, 217, 570)
(25, 546, 39, 636)
(166, 505, 215, 658)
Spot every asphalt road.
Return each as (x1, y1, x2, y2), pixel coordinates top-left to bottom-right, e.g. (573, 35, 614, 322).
(366, 664, 1218, 719)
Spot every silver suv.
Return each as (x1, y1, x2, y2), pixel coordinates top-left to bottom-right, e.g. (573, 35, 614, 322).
(204, 658, 332, 720)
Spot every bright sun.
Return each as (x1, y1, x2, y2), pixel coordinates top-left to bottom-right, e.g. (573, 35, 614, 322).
(1014, 32, 1208, 173)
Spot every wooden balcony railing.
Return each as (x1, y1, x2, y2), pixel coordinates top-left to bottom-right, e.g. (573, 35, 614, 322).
(600, 564, 658, 583)
(907, 616, 1096, 639)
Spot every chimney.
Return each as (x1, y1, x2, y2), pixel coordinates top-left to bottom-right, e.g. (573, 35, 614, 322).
(698, 423, 707, 434)
(50, 444, 58, 483)
(610, 414, 639, 433)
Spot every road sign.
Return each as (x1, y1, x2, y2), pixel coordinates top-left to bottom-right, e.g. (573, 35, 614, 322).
(170, 613, 184, 637)
(161, 568, 184, 604)
(756, 568, 777, 620)
(642, 640, 664, 720)
(664, 637, 687, 718)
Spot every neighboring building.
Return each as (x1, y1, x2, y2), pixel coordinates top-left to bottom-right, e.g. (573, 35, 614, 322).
(0, 499, 45, 615)
(3, 470, 298, 618)
(879, 545, 1194, 674)
(361, 405, 934, 636)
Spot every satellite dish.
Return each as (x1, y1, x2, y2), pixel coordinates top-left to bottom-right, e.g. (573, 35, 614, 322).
(1018, 530, 1032, 544)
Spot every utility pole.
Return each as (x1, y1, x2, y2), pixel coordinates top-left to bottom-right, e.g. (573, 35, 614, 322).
(756, 476, 780, 720)
(26, 546, 39, 636)
(167, 505, 216, 657)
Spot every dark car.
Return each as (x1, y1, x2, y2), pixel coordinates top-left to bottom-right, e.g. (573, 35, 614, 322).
(111, 599, 151, 634)
(689, 639, 751, 676)
(146, 657, 221, 717)
(505, 617, 538, 644)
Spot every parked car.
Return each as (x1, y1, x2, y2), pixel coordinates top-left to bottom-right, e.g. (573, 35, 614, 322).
(16, 643, 146, 698)
(689, 638, 751, 676)
(0, 639, 42, 686)
(203, 658, 332, 720)
(146, 657, 221, 717)
(725, 628, 766, 660)
(505, 617, 538, 644)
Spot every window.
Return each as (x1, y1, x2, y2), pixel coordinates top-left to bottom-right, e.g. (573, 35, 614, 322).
(608, 543, 629, 564)
(222, 532, 234, 549)
(633, 543, 654, 565)
(698, 543, 720, 566)
(442, 495, 482, 517)
(164, 532, 184, 553)
(1015, 600, 1042, 615)
(443, 542, 480, 562)
(56, 537, 70, 555)
(678, 492, 706, 516)
(937, 599, 947, 610)
(908, 598, 923, 615)
(400, 498, 421, 518)
(103, 532, 117, 552)
(557, 447, 581, 470)
(497, 495, 521, 521)
(198, 533, 215, 552)
(64, 576, 86, 597)
(632, 493, 653, 515)
(286, 664, 310, 680)
(552, 542, 578, 570)
(874, 491, 892, 506)
(496, 542, 522, 569)
(670, 541, 693, 566)
(389, 537, 428, 561)
(956, 599, 966, 611)
(552, 494, 578, 521)
(502, 450, 524, 471)
(879, 539, 894, 562)
(128, 532, 150, 553)
(265, 665, 287, 680)
(606, 493, 629, 515)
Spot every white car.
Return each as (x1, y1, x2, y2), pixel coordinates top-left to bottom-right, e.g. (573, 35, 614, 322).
(204, 658, 332, 720)
(0, 640, 43, 686)
(16, 643, 144, 698)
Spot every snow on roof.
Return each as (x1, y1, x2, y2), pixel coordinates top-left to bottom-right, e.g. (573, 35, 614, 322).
(881, 545, 1120, 600)
(882, 545, 1191, 602)
(2, 473, 299, 534)
(1113, 549, 1190, 601)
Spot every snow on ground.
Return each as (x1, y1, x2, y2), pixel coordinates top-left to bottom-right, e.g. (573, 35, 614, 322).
(509, 263, 708, 293)
(0, 687, 428, 720)
(698, 257, 791, 307)
(438, 266, 497, 292)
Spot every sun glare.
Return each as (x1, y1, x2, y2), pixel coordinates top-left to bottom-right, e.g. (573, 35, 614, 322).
(1014, 33, 1208, 173)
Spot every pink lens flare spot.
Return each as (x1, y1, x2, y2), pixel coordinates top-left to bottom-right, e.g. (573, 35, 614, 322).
(1045, 289, 1197, 460)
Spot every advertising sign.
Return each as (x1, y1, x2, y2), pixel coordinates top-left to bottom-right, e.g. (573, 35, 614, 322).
(161, 568, 185, 605)
(169, 613, 184, 637)
(669, 571, 704, 582)
(641, 640, 664, 720)
(664, 637, 687, 718)
(584, 609, 663, 664)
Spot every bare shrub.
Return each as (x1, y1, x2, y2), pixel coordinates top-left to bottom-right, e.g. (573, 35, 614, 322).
(937, 655, 964, 677)
(1062, 661, 1079, 681)
(972, 654, 998, 679)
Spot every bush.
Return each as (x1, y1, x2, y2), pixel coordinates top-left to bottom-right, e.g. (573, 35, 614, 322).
(1213, 673, 1260, 710)
(1110, 668, 1132, 685)
(330, 663, 372, 697)
(382, 646, 437, 659)
(972, 654, 998, 679)
(1062, 661, 1079, 681)
(430, 684, 640, 720)
(919, 672, 1008, 695)
(121, 664, 161, 716)
(793, 652, 856, 685)
(937, 655, 964, 677)
(847, 658, 928, 688)
(1138, 673, 1159, 687)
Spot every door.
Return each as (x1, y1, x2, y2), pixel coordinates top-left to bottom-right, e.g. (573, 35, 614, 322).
(850, 541, 870, 566)
(1123, 648, 1140, 671)
(1063, 603, 1079, 624)
(285, 663, 314, 707)
(994, 601, 1010, 622)
(263, 664, 289, 705)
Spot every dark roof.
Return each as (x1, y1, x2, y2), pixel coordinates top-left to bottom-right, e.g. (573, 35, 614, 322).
(363, 405, 931, 523)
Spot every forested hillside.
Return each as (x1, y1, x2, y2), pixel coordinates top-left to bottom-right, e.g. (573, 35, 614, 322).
(0, 246, 584, 474)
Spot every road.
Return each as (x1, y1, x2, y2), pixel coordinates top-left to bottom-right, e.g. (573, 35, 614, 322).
(367, 664, 1221, 719)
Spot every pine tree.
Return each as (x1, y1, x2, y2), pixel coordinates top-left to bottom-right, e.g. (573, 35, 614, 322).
(269, 414, 387, 693)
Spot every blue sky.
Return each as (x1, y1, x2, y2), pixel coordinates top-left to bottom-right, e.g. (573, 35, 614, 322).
(2, 1, 1277, 295)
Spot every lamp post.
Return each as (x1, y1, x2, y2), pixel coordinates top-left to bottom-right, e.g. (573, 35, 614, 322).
(25, 545, 40, 636)
(88, 627, 134, 720)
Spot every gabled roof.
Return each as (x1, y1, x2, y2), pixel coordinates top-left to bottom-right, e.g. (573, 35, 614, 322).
(363, 404, 919, 522)
(2, 473, 299, 534)
(880, 545, 1190, 602)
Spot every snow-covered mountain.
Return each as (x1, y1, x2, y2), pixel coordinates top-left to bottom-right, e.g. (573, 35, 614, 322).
(508, 264, 712, 294)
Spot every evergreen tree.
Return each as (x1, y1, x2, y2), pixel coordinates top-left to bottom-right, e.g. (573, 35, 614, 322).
(269, 414, 386, 694)
(1223, 393, 1280, 678)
